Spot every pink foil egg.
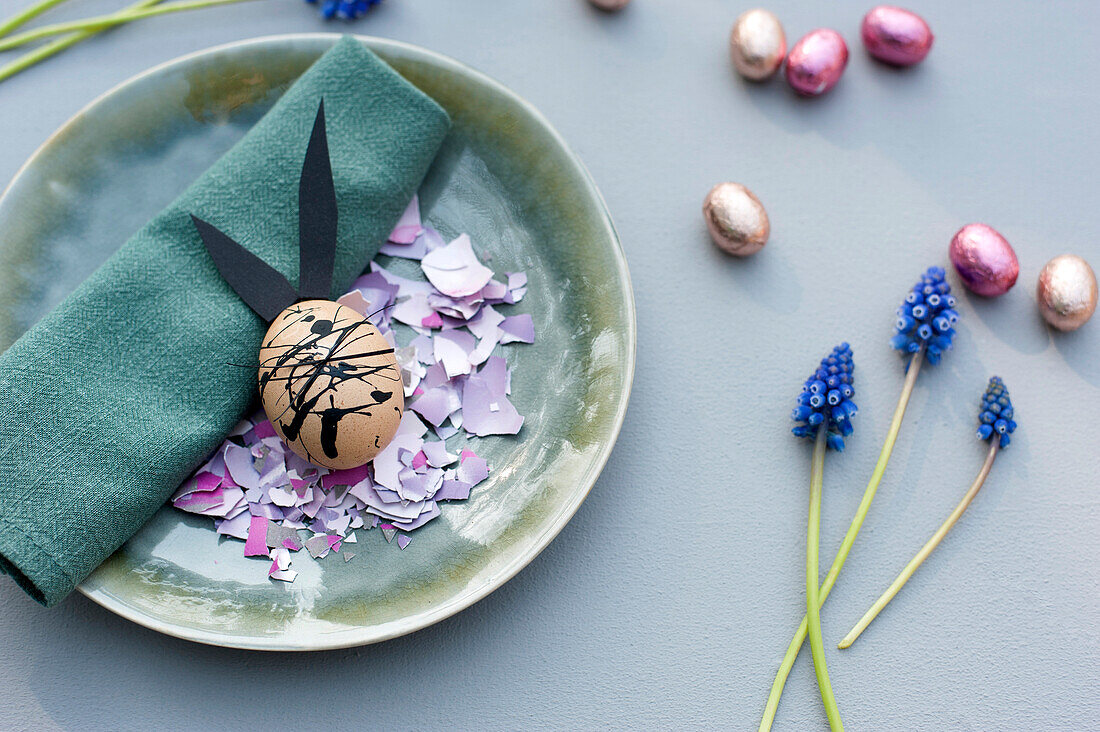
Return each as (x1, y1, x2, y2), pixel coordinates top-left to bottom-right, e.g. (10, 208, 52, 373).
(949, 223, 1019, 297)
(785, 29, 848, 96)
(861, 6, 933, 66)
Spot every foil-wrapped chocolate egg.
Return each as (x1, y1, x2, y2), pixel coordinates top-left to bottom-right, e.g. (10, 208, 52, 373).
(786, 29, 848, 96)
(259, 299, 404, 469)
(1037, 255, 1098, 332)
(949, 223, 1019, 297)
(730, 9, 787, 81)
(588, 0, 631, 10)
(704, 182, 770, 256)
(861, 6, 933, 67)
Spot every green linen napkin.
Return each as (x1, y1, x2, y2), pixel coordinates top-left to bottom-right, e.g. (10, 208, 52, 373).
(0, 37, 451, 606)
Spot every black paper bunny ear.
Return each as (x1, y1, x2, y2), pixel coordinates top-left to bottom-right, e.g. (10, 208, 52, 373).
(297, 100, 338, 300)
(189, 100, 339, 323)
(190, 214, 298, 322)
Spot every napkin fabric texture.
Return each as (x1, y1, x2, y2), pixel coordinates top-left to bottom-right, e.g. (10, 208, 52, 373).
(0, 37, 451, 606)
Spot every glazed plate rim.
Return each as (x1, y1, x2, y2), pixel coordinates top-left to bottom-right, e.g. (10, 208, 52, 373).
(1, 33, 636, 651)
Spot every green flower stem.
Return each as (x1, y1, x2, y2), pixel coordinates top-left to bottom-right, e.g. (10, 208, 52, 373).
(0, 0, 72, 38)
(759, 347, 924, 732)
(806, 427, 843, 731)
(838, 439, 999, 649)
(0, 0, 162, 84)
(0, 0, 260, 52)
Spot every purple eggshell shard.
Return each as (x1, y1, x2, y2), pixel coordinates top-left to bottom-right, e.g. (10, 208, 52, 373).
(409, 384, 461, 427)
(305, 534, 331, 559)
(457, 452, 490, 486)
(499, 314, 535, 344)
(335, 289, 372, 317)
(224, 444, 261, 490)
(321, 464, 371, 490)
(243, 516, 269, 557)
(266, 521, 302, 550)
(462, 374, 524, 436)
(216, 512, 252, 540)
(392, 504, 441, 531)
(477, 356, 512, 395)
(420, 234, 494, 297)
(386, 194, 423, 244)
(861, 6, 933, 67)
(391, 291, 435, 330)
(268, 486, 297, 507)
(436, 480, 472, 501)
(433, 330, 475, 377)
(269, 566, 298, 582)
(467, 304, 504, 339)
(421, 440, 457, 467)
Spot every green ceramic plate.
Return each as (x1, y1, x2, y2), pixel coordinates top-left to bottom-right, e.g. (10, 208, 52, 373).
(0, 35, 634, 650)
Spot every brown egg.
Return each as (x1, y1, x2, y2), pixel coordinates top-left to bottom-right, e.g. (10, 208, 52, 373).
(258, 299, 404, 469)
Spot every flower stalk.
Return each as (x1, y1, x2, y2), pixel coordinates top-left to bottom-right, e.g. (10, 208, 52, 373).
(0, 0, 72, 38)
(837, 376, 1016, 648)
(0, 0, 163, 84)
(838, 440, 998, 648)
(0, 0, 259, 53)
(806, 427, 843, 730)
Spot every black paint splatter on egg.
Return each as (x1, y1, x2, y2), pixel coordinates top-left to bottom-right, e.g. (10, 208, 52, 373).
(258, 300, 403, 468)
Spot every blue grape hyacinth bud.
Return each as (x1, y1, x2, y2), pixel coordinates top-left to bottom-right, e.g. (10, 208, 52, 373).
(791, 343, 858, 451)
(976, 376, 1017, 448)
(890, 266, 958, 365)
(305, 0, 383, 20)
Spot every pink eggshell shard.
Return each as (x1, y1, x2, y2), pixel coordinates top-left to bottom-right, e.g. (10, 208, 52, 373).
(949, 223, 1019, 297)
(786, 29, 848, 96)
(861, 6, 933, 67)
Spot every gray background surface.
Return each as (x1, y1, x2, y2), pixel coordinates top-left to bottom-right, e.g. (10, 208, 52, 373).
(1, 0, 1097, 729)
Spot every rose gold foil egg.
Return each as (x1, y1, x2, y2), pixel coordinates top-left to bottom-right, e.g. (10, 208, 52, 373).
(949, 223, 1019, 297)
(259, 299, 404, 469)
(588, 0, 631, 10)
(785, 29, 849, 96)
(703, 182, 770, 256)
(730, 9, 788, 81)
(861, 6, 934, 66)
(1037, 255, 1098, 331)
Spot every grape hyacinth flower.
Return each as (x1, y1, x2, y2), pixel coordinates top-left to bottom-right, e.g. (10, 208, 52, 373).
(761, 267, 958, 731)
(976, 376, 1017, 448)
(791, 343, 858, 452)
(839, 377, 1017, 648)
(790, 344, 857, 731)
(890, 266, 958, 365)
(306, 0, 383, 21)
